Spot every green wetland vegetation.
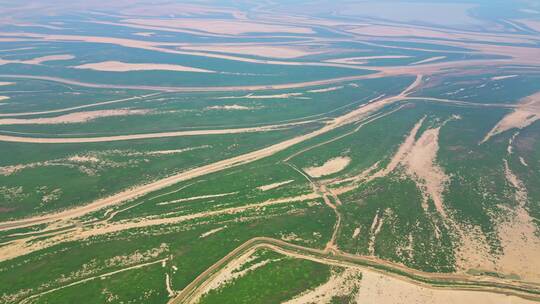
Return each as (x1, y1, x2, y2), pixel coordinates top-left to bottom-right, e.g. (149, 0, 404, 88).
(1, 0, 540, 303)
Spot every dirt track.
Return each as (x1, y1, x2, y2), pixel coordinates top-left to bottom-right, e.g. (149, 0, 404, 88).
(169, 237, 540, 304)
(0, 120, 312, 143)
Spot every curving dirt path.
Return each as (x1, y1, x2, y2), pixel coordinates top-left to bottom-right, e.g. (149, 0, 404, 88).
(169, 237, 540, 304)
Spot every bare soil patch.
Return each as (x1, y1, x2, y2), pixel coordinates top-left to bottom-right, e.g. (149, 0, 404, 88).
(491, 75, 518, 81)
(21, 54, 74, 64)
(257, 180, 294, 191)
(410, 56, 446, 65)
(284, 268, 362, 303)
(200, 226, 227, 238)
(217, 93, 304, 99)
(74, 61, 214, 73)
(356, 268, 534, 303)
(120, 18, 314, 35)
(132, 32, 154, 37)
(180, 45, 316, 59)
(307, 86, 344, 93)
(496, 159, 540, 282)
(326, 56, 411, 65)
(0, 54, 74, 66)
(304, 156, 351, 178)
(402, 126, 449, 215)
(118, 3, 247, 19)
(205, 105, 252, 110)
(0, 121, 301, 143)
(481, 91, 540, 143)
(0, 109, 149, 125)
(157, 192, 238, 206)
(348, 24, 531, 44)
